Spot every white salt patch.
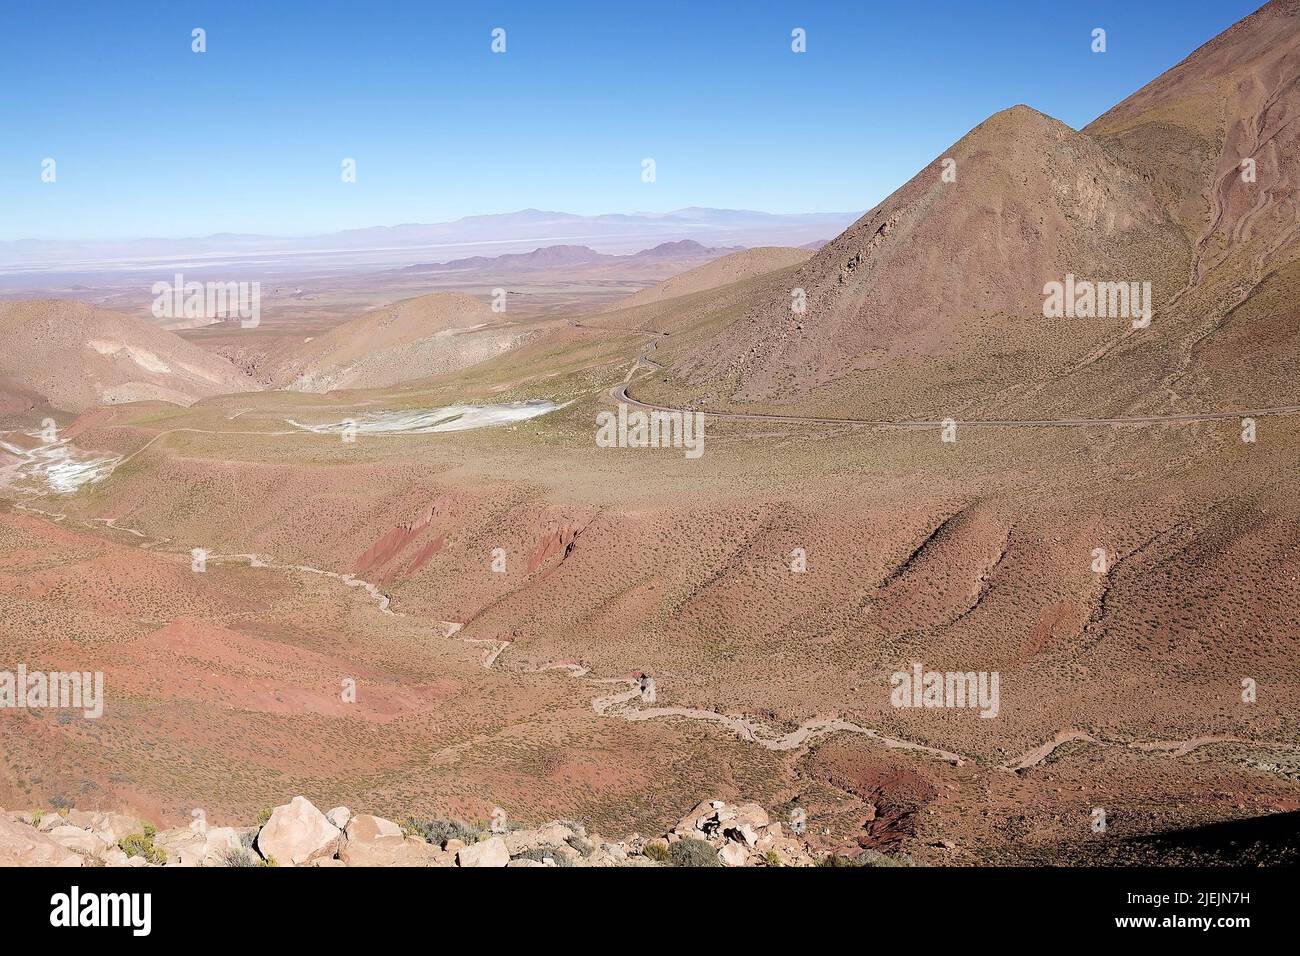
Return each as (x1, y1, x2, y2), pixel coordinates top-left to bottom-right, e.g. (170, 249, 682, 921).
(286, 400, 562, 436)
(0, 433, 120, 494)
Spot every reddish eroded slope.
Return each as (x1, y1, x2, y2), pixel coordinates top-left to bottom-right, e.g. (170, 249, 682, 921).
(1081, 0, 1300, 408)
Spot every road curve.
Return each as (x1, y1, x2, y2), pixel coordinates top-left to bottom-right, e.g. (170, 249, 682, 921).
(610, 383, 1300, 430)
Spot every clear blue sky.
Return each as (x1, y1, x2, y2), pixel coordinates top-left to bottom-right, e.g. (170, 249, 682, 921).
(0, 0, 1264, 240)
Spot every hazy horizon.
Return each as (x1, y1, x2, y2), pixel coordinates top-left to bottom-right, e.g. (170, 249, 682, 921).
(1, 0, 1263, 241)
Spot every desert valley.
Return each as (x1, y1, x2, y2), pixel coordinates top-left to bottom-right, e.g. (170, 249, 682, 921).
(1, 1, 1299, 874)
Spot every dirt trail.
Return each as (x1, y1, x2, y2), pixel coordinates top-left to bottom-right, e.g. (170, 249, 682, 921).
(612, 382, 1300, 430)
(1001, 729, 1299, 772)
(16, 498, 1299, 776)
(206, 552, 396, 615)
(12, 417, 1299, 779)
(5, 495, 974, 764)
(591, 679, 967, 761)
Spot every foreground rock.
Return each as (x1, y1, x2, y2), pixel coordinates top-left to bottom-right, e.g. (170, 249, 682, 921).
(340, 814, 443, 867)
(256, 797, 342, 866)
(0, 816, 84, 867)
(0, 795, 846, 867)
(456, 836, 510, 868)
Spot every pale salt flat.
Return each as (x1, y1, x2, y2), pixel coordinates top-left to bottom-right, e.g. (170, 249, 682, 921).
(0, 436, 121, 493)
(285, 400, 563, 435)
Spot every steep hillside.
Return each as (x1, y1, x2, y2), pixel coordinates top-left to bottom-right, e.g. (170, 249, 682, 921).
(674, 107, 1187, 411)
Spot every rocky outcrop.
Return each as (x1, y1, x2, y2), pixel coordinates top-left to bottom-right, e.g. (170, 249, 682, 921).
(0, 816, 85, 867)
(665, 799, 813, 867)
(0, 796, 845, 868)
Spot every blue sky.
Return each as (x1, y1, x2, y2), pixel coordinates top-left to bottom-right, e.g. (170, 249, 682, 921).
(0, 0, 1264, 240)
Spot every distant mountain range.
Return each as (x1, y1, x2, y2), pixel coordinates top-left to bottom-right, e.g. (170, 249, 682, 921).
(396, 239, 744, 273)
(0, 208, 858, 281)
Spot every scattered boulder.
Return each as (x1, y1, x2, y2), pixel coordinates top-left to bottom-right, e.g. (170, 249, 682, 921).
(256, 796, 342, 866)
(46, 825, 109, 858)
(719, 842, 749, 867)
(457, 836, 509, 868)
(0, 816, 84, 867)
(0, 797, 815, 867)
(339, 814, 406, 866)
(504, 821, 574, 855)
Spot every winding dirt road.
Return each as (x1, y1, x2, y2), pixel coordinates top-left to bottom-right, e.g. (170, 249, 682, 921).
(611, 381, 1300, 430)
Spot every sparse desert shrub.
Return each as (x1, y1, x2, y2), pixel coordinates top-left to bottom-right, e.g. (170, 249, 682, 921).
(816, 853, 862, 867)
(512, 847, 572, 867)
(119, 827, 167, 866)
(403, 817, 479, 847)
(642, 841, 669, 863)
(218, 847, 258, 867)
(857, 849, 914, 867)
(255, 808, 274, 828)
(764, 850, 782, 867)
(257, 855, 280, 867)
(31, 810, 42, 826)
(668, 838, 721, 868)
(239, 830, 257, 850)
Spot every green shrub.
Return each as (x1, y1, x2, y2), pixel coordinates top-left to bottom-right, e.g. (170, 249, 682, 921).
(119, 829, 167, 866)
(668, 838, 721, 868)
(403, 817, 479, 847)
(256, 809, 274, 828)
(642, 841, 669, 863)
(764, 849, 783, 867)
(816, 853, 862, 867)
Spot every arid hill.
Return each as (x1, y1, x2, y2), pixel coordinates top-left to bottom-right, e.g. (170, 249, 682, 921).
(666, 0, 1300, 419)
(0, 299, 257, 412)
(273, 292, 526, 392)
(674, 106, 1187, 409)
(1081, 0, 1300, 412)
(605, 247, 812, 313)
